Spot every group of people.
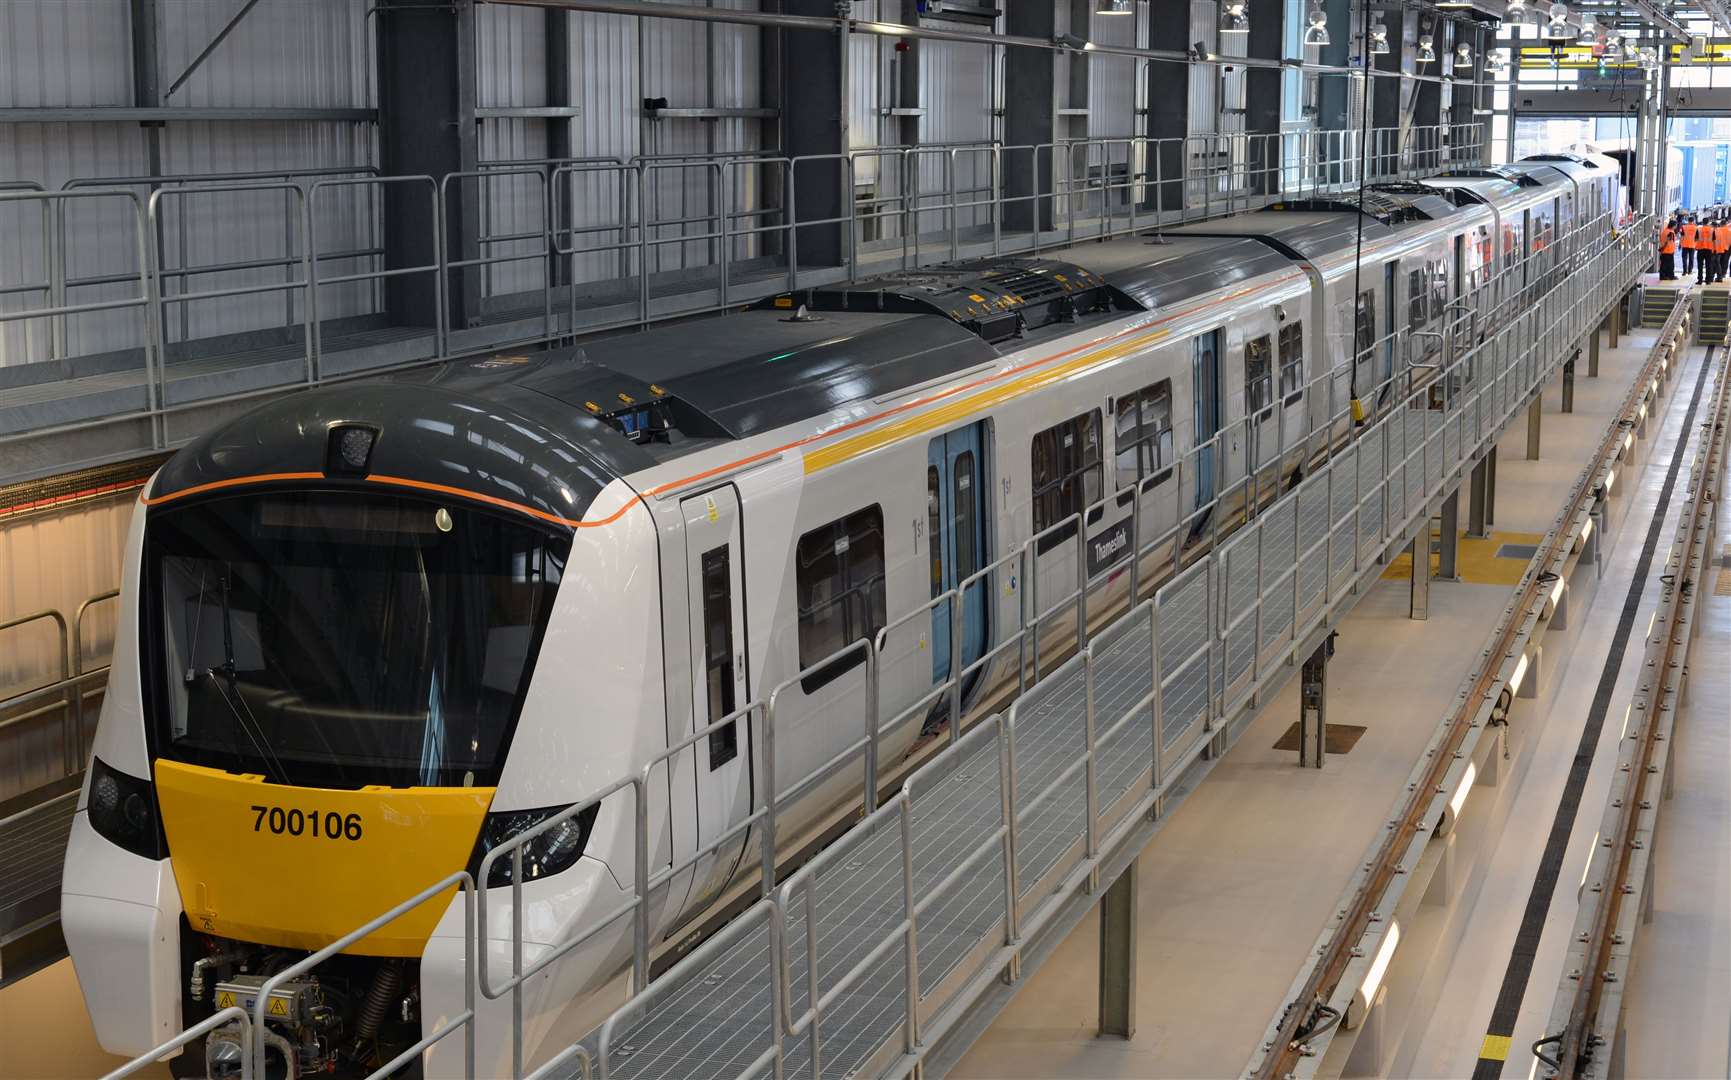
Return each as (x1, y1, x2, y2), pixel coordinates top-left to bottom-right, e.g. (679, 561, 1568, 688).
(1658, 211, 1731, 283)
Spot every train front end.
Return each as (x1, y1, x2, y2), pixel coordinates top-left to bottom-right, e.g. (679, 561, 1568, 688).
(62, 377, 661, 1078)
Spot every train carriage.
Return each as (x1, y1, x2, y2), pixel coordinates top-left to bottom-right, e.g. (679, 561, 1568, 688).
(63, 155, 1617, 1079)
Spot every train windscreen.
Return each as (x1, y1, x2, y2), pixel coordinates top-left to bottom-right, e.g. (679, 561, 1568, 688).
(143, 490, 567, 788)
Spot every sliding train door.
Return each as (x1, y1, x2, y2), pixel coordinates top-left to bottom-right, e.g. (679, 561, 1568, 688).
(928, 422, 990, 707)
(679, 484, 752, 915)
(1193, 329, 1222, 510)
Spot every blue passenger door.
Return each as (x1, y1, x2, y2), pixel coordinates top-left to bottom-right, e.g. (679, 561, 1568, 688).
(927, 423, 990, 704)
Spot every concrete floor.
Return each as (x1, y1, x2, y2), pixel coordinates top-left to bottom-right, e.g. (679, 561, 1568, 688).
(0, 957, 166, 1079)
(953, 327, 1666, 1080)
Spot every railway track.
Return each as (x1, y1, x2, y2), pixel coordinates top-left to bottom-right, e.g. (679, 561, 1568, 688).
(1248, 288, 1693, 1080)
(1538, 320, 1730, 1079)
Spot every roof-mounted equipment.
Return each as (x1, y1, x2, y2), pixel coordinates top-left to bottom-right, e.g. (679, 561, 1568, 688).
(756, 257, 1132, 345)
(1266, 188, 1457, 224)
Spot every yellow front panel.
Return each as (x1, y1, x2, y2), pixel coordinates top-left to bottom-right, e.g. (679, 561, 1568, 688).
(154, 761, 493, 957)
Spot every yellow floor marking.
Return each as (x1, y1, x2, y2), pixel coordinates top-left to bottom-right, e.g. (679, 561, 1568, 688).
(1480, 1033, 1513, 1061)
(1381, 530, 1545, 586)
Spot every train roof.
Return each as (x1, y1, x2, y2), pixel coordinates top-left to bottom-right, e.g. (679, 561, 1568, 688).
(1415, 175, 1525, 208)
(1164, 210, 1396, 261)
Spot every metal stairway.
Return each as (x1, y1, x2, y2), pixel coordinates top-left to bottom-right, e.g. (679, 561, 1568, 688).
(1697, 286, 1730, 344)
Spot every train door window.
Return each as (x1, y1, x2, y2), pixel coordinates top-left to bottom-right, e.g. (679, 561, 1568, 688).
(1430, 261, 1447, 321)
(795, 506, 886, 691)
(953, 452, 978, 584)
(1354, 290, 1375, 363)
(1278, 323, 1304, 402)
(927, 466, 943, 599)
(1407, 268, 1427, 331)
(699, 546, 738, 766)
(1245, 335, 1273, 416)
(1031, 411, 1102, 545)
(1114, 380, 1174, 489)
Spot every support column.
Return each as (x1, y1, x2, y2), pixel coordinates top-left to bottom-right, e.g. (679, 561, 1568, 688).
(1413, 15, 1443, 171)
(1145, 5, 1190, 216)
(1298, 634, 1334, 767)
(1468, 455, 1489, 538)
(781, 0, 848, 268)
(1610, 296, 1623, 348)
(1562, 355, 1576, 413)
(1590, 323, 1601, 376)
(1527, 395, 1543, 460)
(377, 0, 479, 331)
(1003, 2, 1056, 235)
(1098, 863, 1137, 1038)
(545, 9, 571, 292)
(1438, 488, 1460, 581)
(1409, 527, 1430, 620)
(1486, 445, 1497, 525)
(1245, 0, 1284, 196)
(1369, 7, 1406, 178)
(1314, 0, 1353, 184)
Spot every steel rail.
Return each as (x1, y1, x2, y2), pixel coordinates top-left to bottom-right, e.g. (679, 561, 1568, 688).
(1549, 331, 1731, 1079)
(1252, 283, 1684, 1080)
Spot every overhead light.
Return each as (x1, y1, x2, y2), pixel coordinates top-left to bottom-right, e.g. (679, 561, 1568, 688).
(1577, 17, 1598, 44)
(1370, 20, 1391, 54)
(1219, 0, 1249, 34)
(1096, 0, 1133, 15)
(1504, 0, 1529, 20)
(1605, 36, 1624, 61)
(1545, 3, 1574, 39)
(1418, 33, 1437, 63)
(1456, 42, 1473, 68)
(1303, 0, 1330, 45)
(1487, 47, 1509, 73)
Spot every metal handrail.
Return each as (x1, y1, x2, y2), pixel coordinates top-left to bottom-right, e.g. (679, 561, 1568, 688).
(252, 872, 477, 1079)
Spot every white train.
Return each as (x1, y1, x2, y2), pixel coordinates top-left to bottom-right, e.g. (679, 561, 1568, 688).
(63, 152, 1620, 1078)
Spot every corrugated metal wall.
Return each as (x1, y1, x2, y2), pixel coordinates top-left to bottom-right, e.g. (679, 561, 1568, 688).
(0, 494, 135, 801)
(0, 0, 375, 368)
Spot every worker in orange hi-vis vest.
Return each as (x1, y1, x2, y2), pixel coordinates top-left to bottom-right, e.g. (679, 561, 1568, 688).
(1681, 216, 1698, 277)
(1699, 215, 1715, 284)
(1658, 219, 1677, 281)
(1714, 217, 1731, 283)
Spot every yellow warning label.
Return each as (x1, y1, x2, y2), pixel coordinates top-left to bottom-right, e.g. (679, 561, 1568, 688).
(705, 496, 719, 523)
(215, 991, 237, 1010)
(1480, 1034, 1512, 1061)
(268, 997, 290, 1018)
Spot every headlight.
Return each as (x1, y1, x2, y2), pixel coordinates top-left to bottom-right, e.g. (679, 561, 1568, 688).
(468, 804, 599, 888)
(87, 756, 166, 860)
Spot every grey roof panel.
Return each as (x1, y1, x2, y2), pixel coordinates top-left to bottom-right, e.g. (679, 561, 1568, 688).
(1100, 236, 1297, 309)
(1166, 211, 1396, 260)
(523, 309, 999, 439)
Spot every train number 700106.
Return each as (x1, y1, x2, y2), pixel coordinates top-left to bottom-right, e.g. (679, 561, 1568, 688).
(250, 805, 363, 841)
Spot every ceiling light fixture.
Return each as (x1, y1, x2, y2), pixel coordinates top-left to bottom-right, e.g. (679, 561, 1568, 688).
(1218, 0, 1249, 34)
(1369, 20, 1391, 54)
(1456, 42, 1474, 68)
(1417, 33, 1437, 62)
(1303, 0, 1330, 45)
(1095, 0, 1133, 16)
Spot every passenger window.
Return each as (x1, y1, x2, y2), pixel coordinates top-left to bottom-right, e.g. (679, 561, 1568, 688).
(1431, 262, 1447, 321)
(1245, 335, 1273, 416)
(1408, 269, 1427, 331)
(700, 546, 738, 766)
(927, 466, 942, 599)
(1115, 381, 1174, 488)
(1354, 290, 1375, 362)
(953, 452, 978, 582)
(1278, 323, 1304, 401)
(795, 506, 887, 692)
(1031, 411, 1102, 548)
